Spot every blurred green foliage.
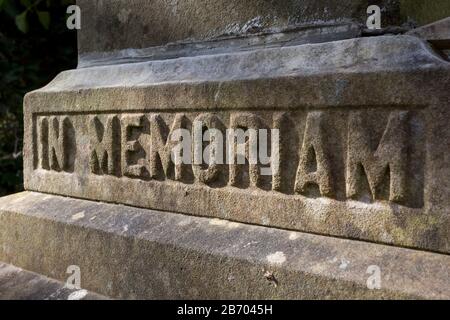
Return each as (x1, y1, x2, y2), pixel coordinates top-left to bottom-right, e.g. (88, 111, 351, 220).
(0, 0, 76, 196)
(400, 0, 450, 26)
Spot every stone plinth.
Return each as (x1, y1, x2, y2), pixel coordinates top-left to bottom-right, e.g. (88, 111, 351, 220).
(1, 0, 450, 299)
(1, 192, 449, 299)
(23, 35, 450, 254)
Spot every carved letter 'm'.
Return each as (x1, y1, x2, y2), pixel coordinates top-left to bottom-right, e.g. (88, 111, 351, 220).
(346, 111, 409, 203)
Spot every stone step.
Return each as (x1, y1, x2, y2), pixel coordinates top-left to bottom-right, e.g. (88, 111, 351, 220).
(0, 262, 106, 300)
(0, 192, 449, 299)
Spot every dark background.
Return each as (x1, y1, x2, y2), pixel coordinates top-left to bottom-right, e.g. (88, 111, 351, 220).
(0, 0, 76, 196)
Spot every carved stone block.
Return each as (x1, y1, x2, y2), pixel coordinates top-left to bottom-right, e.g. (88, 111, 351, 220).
(23, 35, 450, 253)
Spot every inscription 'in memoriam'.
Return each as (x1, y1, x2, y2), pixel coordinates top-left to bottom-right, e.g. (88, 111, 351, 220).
(34, 109, 424, 208)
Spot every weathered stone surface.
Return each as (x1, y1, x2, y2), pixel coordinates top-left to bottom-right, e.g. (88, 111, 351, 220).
(77, 0, 403, 56)
(76, 0, 450, 67)
(0, 262, 106, 300)
(3, 0, 446, 301)
(407, 17, 450, 49)
(0, 192, 449, 299)
(78, 21, 362, 68)
(23, 35, 450, 254)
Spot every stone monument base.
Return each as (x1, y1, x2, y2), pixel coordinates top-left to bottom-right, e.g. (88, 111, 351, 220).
(0, 192, 449, 299)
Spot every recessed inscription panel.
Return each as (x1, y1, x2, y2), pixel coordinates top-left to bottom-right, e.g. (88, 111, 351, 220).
(25, 107, 440, 251)
(32, 109, 425, 206)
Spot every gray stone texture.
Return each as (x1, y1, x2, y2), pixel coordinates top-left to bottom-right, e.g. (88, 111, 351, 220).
(0, 192, 449, 299)
(23, 35, 450, 254)
(2, 0, 450, 300)
(0, 262, 106, 300)
(77, 0, 403, 55)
